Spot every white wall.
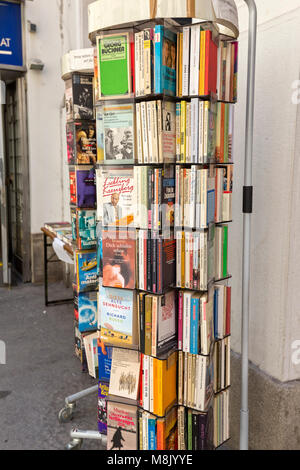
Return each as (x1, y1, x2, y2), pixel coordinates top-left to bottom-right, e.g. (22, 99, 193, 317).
(24, 0, 94, 234)
(231, 0, 300, 382)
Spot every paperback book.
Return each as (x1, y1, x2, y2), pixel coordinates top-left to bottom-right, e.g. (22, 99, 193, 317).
(66, 121, 97, 165)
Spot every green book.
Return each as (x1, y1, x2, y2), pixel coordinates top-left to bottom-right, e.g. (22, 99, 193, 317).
(97, 32, 131, 98)
(222, 225, 228, 278)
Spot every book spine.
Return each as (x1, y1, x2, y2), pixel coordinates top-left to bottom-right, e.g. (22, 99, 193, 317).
(157, 101, 163, 163)
(190, 298, 199, 355)
(155, 25, 163, 94)
(141, 101, 149, 163)
(151, 296, 157, 356)
(145, 297, 152, 356)
(176, 102, 181, 162)
(178, 290, 183, 350)
(192, 413, 198, 450)
(148, 419, 156, 450)
(182, 27, 190, 96)
(143, 356, 150, 411)
(156, 420, 164, 450)
(135, 32, 140, 97)
(136, 103, 144, 163)
(180, 101, 187, 163)
(223, 225, 228, 278)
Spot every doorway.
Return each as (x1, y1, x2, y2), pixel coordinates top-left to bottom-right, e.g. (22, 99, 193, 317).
(1, 77, 31, 283)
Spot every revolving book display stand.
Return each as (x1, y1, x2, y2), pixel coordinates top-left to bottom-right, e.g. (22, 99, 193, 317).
(58, 0, 257, 451)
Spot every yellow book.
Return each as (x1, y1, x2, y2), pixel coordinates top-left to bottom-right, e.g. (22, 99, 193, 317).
(180, 101, 187, 163)
(199, 30, 206, 96)
(154, 352, 177, 417)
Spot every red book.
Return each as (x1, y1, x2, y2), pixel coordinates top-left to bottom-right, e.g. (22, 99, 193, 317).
(204, 31, 218, 96)
(156, 420, 164, 450)
(139, 354, 144, 407)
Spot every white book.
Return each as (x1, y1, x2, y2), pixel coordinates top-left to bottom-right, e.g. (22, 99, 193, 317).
(175, 166, 180, 228)
(146, 102, 153, 163)
(151, 101, 159, 163)
(221, 338, 225, 390)
(200, 168, 208, 229)
(135, 32, 140, 96)
(176, 230, 182, 287)
(142, 412, 149, 450)
(191, 98, 199, 163)
(182, 27, 190, 96)
(136, 103, 144, 163)
(195, 169, 201, 229)
(183, 353, 188, 406)
(197, 355, 205, 410)
(225, 43, 232, 102)
(143, 354, 150, 411)
(189, 25, 201, 96)
(157, 100, 163, 163)
(198, 101, 204, 163)
(186, 102, 191, 163)
(149, 356, 154, 413)
(189, 165, 196, 228)
(139, 32, 145, 96)
(183, 292, 192, 353)
(216, 43, 222, 100)
(203, 102, 209, 163)
(185, 231, 190, 289)
(139, 230, 144, 291)
(141, 102, 149, 163)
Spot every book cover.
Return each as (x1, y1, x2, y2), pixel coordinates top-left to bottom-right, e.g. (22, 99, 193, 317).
(77, 290, 98, 332)
(98, 339, 113, 383)
(76, 250, 98, 292)
(103, 103, 135, 164)
(155, 25, 177, 96)
(69, 168, 77, 205)
(66, 73, 94, 122)
(157, 290, 176, 356)
(107, 401, 138, 450)
(96, 107, 104, 163)
(66, 121, 97, 165)
(99, 286, 138, 347)
(161, 166, 175, 229)
(98, 32, 132, 98)
(102, 229, 136, 289)
(109, 348, 140, 401)
(96, 166, 136, 227)
(76, 209, 97, 249)
(98, 380, 109, 435)
(76, 166, 96, 208)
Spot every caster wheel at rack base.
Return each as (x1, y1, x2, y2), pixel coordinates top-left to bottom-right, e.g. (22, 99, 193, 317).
(66, 439, 83, 451)
(58, 406, 74, 423)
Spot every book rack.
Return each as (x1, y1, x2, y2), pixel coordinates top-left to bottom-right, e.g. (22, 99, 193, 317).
(59, 0, 257, 451)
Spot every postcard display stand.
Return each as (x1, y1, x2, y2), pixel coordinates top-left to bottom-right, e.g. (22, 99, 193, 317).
(59, 0, 255, 451)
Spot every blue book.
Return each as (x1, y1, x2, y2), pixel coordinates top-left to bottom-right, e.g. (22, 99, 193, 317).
(190, 297, 200, 354)
(76, 250, 98, 292)
(78, 291, 98, 333)
(214, 289, 218, 339)
(148, 418, 156, 450)
(98, 342, 112, 383)
(154, 25, 177, 96)
(207, 189, 215, 225)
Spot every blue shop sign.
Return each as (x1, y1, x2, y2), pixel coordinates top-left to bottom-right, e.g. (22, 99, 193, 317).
(0, 1, 23, 68)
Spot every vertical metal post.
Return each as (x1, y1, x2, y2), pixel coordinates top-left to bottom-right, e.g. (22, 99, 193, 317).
(44, 233, 49, 306)
(240, 0, 257, 450)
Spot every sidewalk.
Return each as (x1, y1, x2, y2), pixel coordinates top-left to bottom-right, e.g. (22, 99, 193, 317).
(0, 282, 101, 450)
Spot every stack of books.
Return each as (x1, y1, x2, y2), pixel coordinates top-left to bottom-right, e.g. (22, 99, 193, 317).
(63, 68, 99, 376)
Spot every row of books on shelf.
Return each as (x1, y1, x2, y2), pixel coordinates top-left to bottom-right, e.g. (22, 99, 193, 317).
(69, 164, 232, 229)
(104, 393, 229, 451)
(65, 99, 234, 166)
(74, 283, 231, 366)
(176, 100, 233, 164)
(95, 341, 230, 450)
(93, 25, 237, 101)
(176, 224, 229, 291)
(177, 388, 229, 450)
(175, 165, 232, 229)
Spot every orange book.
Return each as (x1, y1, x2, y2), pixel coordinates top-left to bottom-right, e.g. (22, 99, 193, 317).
(154, 352, 177, 417)
(199, 31, 206, 95)
(156, 420, 164, 450)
